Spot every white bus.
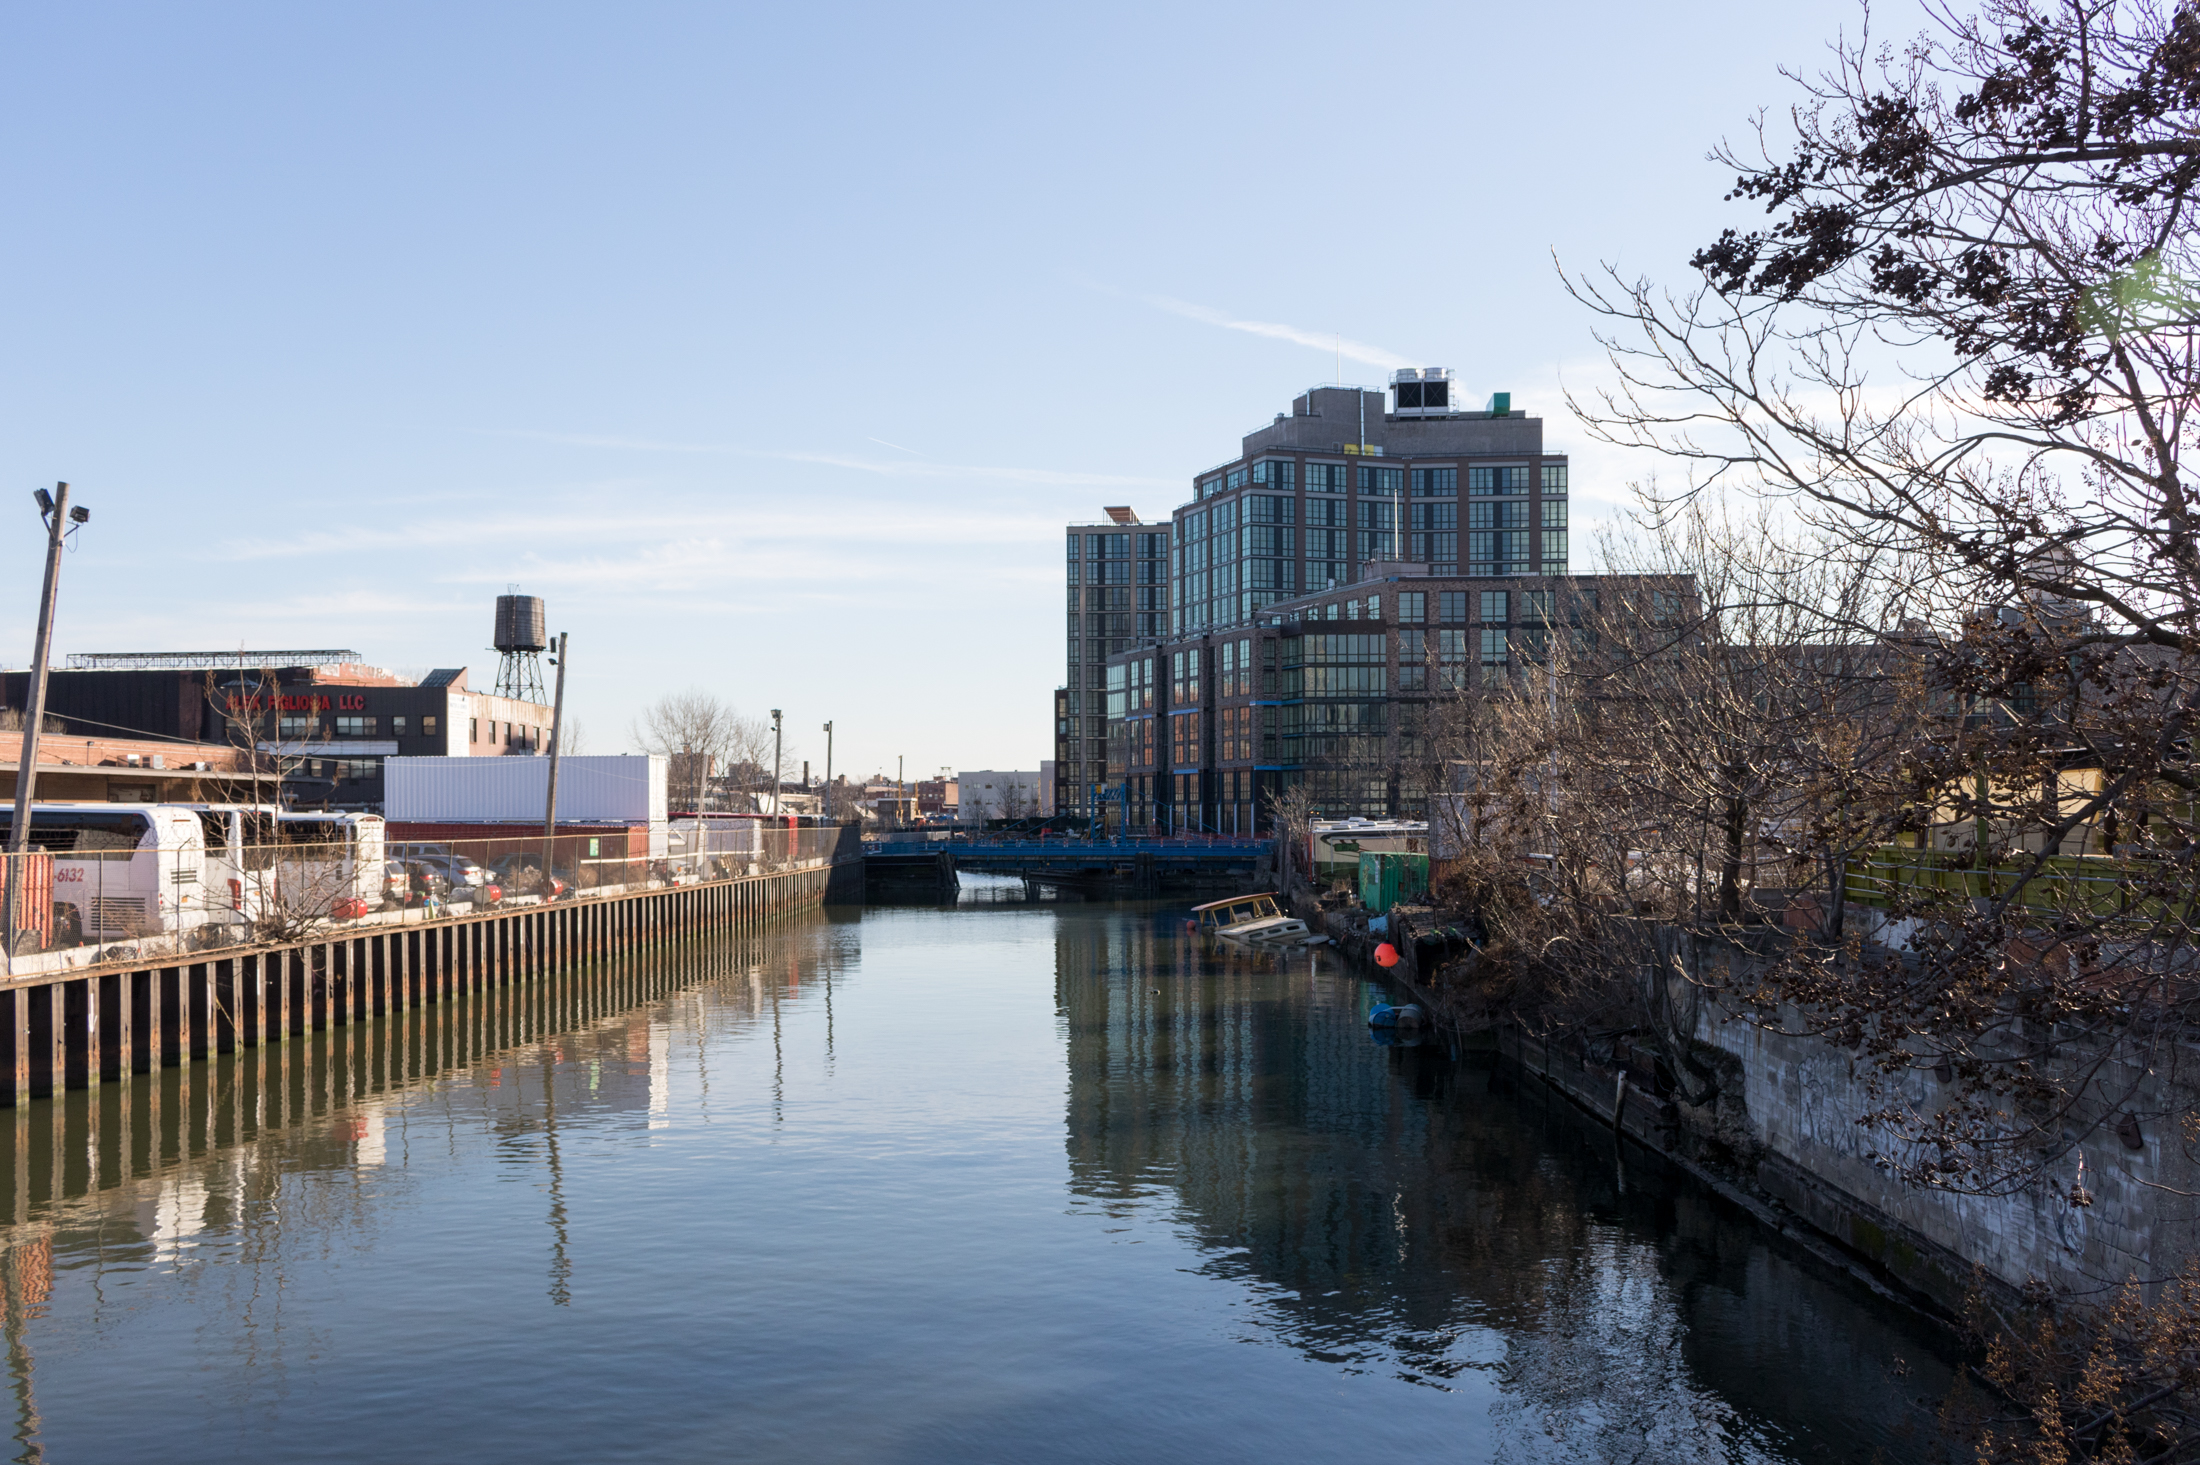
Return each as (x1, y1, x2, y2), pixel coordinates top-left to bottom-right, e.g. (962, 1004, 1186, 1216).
(0, 804, 228, 944)
(269, 811, 388, 912)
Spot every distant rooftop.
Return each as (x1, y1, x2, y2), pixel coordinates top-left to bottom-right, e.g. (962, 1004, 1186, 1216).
(66, 649, 365, 671)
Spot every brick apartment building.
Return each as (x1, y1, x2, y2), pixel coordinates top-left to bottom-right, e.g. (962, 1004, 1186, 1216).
(1102, 569, 1692, 832)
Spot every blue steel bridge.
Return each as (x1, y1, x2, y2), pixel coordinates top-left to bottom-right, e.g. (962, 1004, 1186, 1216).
(861, 834, 1270, 888)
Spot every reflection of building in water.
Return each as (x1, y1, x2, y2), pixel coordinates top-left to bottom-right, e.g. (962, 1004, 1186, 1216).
(1057, 909, 1949, 1459)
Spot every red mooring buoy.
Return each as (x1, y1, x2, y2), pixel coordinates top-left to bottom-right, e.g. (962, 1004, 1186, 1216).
(1374, 943, 1400, 967)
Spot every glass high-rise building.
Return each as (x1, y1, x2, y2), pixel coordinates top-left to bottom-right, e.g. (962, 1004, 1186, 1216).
(1062, 372, 1572, 826)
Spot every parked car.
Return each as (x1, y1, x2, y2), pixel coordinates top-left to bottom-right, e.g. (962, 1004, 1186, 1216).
(382, 858, 451, 910)
(412, 852, 495, 902)
(381, 860, 411, 910)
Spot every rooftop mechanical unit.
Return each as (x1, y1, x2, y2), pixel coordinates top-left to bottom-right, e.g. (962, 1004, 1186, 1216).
(1390, 367, 1454, 417)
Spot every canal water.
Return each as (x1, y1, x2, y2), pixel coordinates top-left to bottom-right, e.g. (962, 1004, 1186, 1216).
(0, 887, 1953, 1463)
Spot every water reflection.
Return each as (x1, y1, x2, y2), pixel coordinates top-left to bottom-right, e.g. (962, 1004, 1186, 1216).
(1058, 911, 1952, 1463)
(0, 920, 853, 1458)
(0, 895, 1954, 1464)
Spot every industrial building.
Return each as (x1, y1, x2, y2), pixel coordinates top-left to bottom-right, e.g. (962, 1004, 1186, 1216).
(0, 594, 561, 812)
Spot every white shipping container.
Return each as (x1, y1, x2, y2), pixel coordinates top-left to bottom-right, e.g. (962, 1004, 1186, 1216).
(383, 755, 668, 825)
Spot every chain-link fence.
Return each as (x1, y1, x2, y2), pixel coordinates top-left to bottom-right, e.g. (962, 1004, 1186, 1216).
(0, 820, 850, 975)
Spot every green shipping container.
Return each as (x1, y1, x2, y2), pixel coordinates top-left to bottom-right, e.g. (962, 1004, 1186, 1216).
(1358, 852, 1431, 912)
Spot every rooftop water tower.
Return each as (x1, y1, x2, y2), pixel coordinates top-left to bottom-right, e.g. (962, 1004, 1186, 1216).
(492, 590, 548, 703)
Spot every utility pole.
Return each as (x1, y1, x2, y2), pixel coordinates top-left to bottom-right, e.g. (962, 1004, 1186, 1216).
(770, 709, 783, 816)
(821, 721, 833, 823)
(897, 754, 904, 831)
(541, 631, 568, 885)
(5, 485, 83, 960)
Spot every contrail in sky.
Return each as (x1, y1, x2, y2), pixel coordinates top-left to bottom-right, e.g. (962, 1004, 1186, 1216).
(1054, 269, 1411, 373)
(1138, 294, 1411, 370)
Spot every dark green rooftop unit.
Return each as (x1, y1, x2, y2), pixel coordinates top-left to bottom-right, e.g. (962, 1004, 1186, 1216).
(1486, 392, 1511, 417)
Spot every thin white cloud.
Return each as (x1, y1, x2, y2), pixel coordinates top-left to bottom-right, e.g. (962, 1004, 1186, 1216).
(1138, 294, 1412, 371)
(486, 431, 1170, 489)
(1067, 272, 1412, 371)
(211, 502, 1076, 566)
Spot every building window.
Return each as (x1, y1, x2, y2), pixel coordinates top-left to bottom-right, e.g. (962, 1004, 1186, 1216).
(1480, 629, 1509, 665)
(1357, 465, 1403, 495)
(278, 715, 317, 739)
(1542, 531, 1570, 575)
(334, 758, 379, 782)
(335, 716, 377, 737)
(1467, 465, 1530, 495)
(469, 717, 478, 743)
(1439, 591, 1467, 623)
(1252, 460, 1295, 488)
(1397, 591, 1425, 623)
(1306, 463, 1347, 493)
(391, 716, 408, 736)
(1542, 501, 1568, 528)
(1542, 463, 1568, 494)
(1226, 467, 1248, 491)
(423, 715, 438, 738)
(1410, 467, 1457, 496)
(1481, 591, 1509, 623)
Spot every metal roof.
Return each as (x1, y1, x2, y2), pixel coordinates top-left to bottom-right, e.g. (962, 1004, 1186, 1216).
(64, 650, 364, 671)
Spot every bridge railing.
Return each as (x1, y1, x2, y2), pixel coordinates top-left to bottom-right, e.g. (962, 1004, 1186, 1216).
(864, 833, 1272, 857)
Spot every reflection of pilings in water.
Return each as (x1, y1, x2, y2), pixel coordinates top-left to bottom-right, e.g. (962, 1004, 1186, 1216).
(0, 915, 859, 1461)
(2, 1237, 45, 1465)
(0, 911, 845, 1253)
(539, 1051, 572, 1308)
(770, 968, 784, 1127)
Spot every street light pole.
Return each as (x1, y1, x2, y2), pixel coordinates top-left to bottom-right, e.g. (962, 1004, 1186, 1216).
(541, 631, 568, 885)
(5, 484, 85, 960)
(770, 709, 783, 816)
(821, 721, 833, 824)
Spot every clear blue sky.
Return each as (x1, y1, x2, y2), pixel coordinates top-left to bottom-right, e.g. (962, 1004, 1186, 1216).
(0, 0, 1904, 781)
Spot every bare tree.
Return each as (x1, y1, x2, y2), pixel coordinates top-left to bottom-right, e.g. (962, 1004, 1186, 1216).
(631, 691, 770, 811)
(197, 670, 361, 945)
(1560, 5, 2200, 1453)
